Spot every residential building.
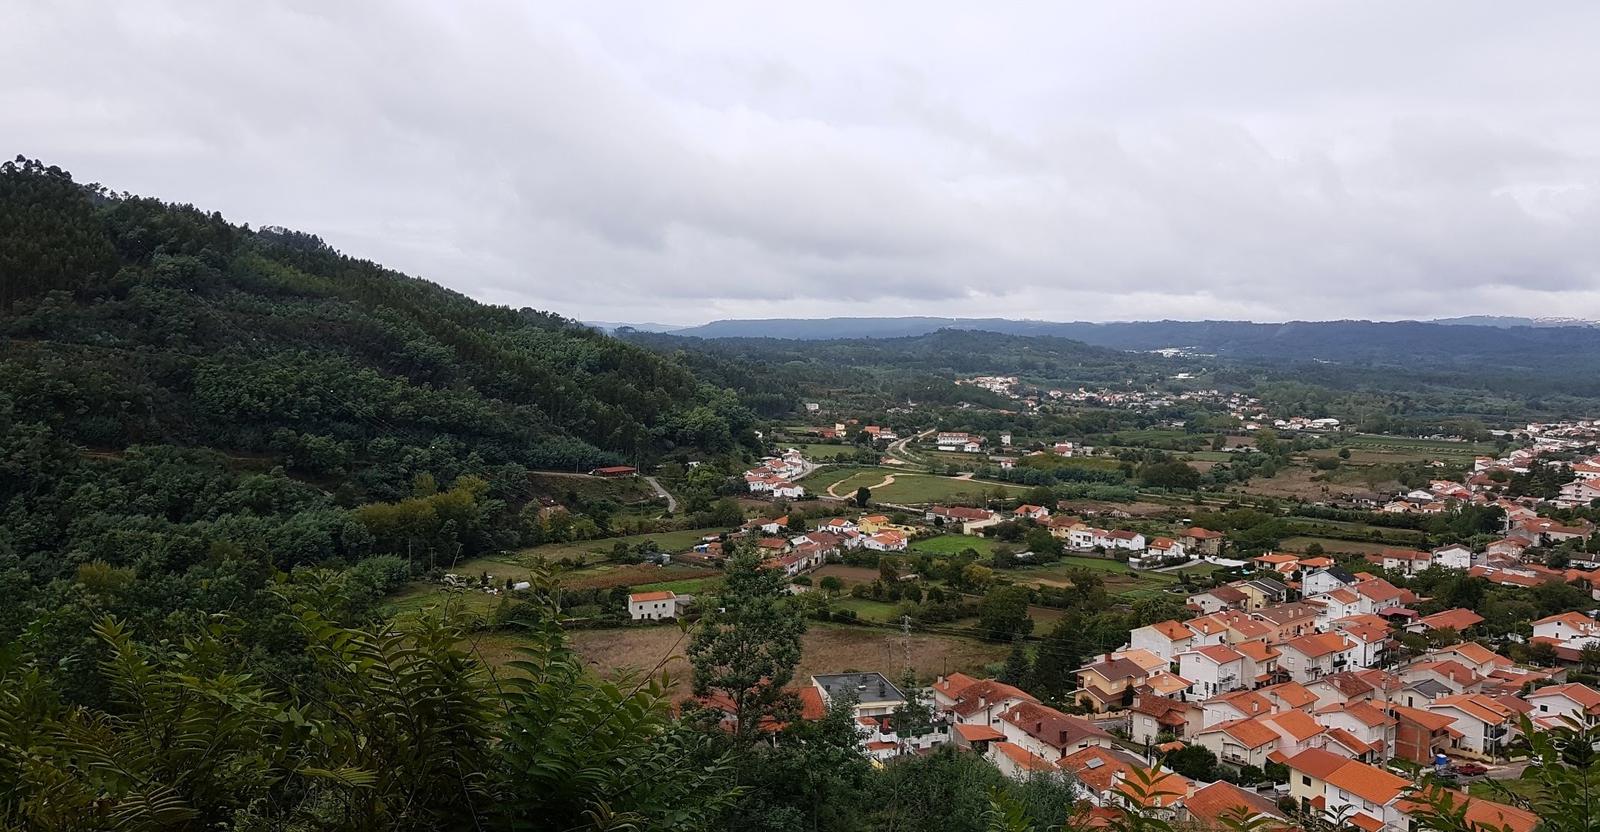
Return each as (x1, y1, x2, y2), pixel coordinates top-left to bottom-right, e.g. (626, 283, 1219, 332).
(1130, 620, 1197, 663)
(1076, 655, 1150, 712)
(1278, 632, 1357, 683)
(1426, 694, 1520, 760)
(1525, 683, 1600, 729)
(931, 674, 1038, 728)
(1177, 644, 1247, 700)
(1181, 527, 1225, 556)
(996, 701, 1115, 761)
(811, 672, 907, 719)
(1388, 704, 1460, 765)
(1431, 544, 1474, 570)
(628, 590, 681, 621)
(1194, 718, 1280, 770)
(1303, 566, 1358, 597)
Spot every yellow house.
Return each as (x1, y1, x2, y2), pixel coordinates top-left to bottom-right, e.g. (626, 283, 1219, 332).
(857, 514, 892, 534)
(1074, 655, 1149, 712)
(1283, 747, 1348, 814)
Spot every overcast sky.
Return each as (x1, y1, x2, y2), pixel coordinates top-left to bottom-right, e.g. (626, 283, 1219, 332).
(8, 2, 1600, 325)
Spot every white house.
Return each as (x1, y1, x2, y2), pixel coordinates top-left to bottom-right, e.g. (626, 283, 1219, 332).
(862, 531, 909, 552)
(1105, 529, 1146, 551)
(1129, 620, 1197, 663)
(1176, 644, 1247, 700)
(1277, 632, 1357, 683)
(1431, 544, 1474, 570)
(1302, 567, 1358, 597)
(629, 590, 679, 621)
(1426, 694, 1520, 760)
(1525, 683, 1600, 729)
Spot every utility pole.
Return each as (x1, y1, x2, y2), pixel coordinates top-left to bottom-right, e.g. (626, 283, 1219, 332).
(901, 614, 912, 668)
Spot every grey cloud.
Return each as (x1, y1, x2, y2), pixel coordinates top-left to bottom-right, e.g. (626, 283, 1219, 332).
(4, 1, 1600, 325)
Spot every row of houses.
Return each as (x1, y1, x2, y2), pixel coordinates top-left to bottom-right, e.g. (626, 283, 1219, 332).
(930, 668, 1538, 832)
(744, 449, 808, 499)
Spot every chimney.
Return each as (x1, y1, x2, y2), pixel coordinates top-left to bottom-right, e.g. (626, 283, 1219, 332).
(1059, 729, 1071, 745)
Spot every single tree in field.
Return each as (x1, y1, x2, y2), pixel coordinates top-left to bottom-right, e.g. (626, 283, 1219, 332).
(688, 548, 806, 742)
(855, 486, 872, 507)
(818, 575, 844, 597)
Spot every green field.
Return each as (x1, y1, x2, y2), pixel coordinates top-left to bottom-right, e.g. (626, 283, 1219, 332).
(786, 442, 869, 461)
(511, 527, 727, 564)
(870, 474, 1030, 505)
(831, 597, 903, 622)
(910, 534, 1001, 556)
(1338, 433, 1496, 460)
(631, 576, 723, 595)
(1279, 536, 1397, 555)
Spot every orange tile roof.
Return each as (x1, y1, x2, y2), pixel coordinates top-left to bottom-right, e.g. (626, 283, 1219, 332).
(1261, 681, 1317, 709)
(1214, 690, 1274, 717)
(628, 590, 676, 602)
(1236, 641, 1279, 662)
(933, 672, 980, 698)
(952, 722, 1006, 742)
(1200, 717, 1280, 749)
(1347, 811, 1385, 832)
(1437, 641, 1509, 668)
(1152, 619, 1195, 641)
(1058, 745, 1144, 792)
(1397, 789, 1537, 832)
(1527, 683, 1600, 712)
(1418, 608, 1485, 632)
(1263, 709, 1324, 742)
(1283, 747, 1349, 780)
(993, 741, 1057, 772)
(1112, 769, 1192, 808)
(1388, 704, 1456, 731)
(941, 678, 1038, 716)
(1182, 781, 1283, 824)
(1284, 632, 1352, 658)
(1189, 644, 1246, 664)
(1431, 694, 1516, 725)
(1324, 758, 1411, 805)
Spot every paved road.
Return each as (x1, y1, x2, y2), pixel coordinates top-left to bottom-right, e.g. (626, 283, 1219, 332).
(885, 429, 934, 468)
(642, 475, 678, 513)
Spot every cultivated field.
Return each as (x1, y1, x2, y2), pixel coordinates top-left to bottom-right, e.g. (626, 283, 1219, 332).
(483, 622, 1013, 693)
(910, 534, 1001, 556)
(1278, 535, 1399, 555)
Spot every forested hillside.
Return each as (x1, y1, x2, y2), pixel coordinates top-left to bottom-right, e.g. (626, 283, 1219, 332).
(0, 157, 755, 700)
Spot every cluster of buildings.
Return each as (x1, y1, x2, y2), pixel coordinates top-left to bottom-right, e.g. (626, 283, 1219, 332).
(934, 431, 986, 453)
(743, 449, 808, 499)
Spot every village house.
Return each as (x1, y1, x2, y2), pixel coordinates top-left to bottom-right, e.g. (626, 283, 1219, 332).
(1129, 619, 1197, 662)
(1193, 718, 1280, 770)
(1145, 537, 1185, 560)
(1234, 578, 1290, 611)
(1524, 682, 1600, 729)
(1105, 529, 1147, 551)
(1199, 689, 1274, 729)
(925, 505, 1000, 534)
(1278, 632, 1358, 683)
(1180, 527, 1225, 556)
(1531, 611, 1600, 662)
(1176, 644, 1247, 700)
(1252, 602, 1323, 642)
(1128, 695, 1198, 744)
(1013, 503, 1051, 520)
(861, 530, 908, 552)
(811, 672, 907, 720)
(1318, 756, 1413, 832)
(1408, 608, 1485, 636)
(1314, 700, 1396, 762)
(1426, 694, 1521, 760)
(995, 701, 1116, 761)
(1187, 584, 1250, 614)
(1180, 782, 1286, 829)
(932, 674, 1038, 728)
(1431, 544, 1475, 570)
(1376, 548, 1435, 575)
(1400, 659, 1486, 696)
(1388, 704, 1460, 765)
(1303, 566, 1359, 597)
(1076, 655, 1150, 712)
(628, 590, 683, 621)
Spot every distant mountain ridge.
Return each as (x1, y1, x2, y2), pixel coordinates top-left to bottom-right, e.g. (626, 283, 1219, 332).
(662, 315, 1600, 376)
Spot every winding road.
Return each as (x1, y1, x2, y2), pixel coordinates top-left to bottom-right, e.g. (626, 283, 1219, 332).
(643, 475, 678, 513)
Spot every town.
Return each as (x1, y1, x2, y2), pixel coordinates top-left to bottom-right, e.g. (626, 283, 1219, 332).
(415, 413, 1600, 832)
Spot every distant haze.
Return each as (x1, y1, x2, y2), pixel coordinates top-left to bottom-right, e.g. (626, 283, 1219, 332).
(7, 2, 1600, 323)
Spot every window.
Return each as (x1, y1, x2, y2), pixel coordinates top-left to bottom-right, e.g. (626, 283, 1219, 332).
(1301, 776, 1311, 786)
